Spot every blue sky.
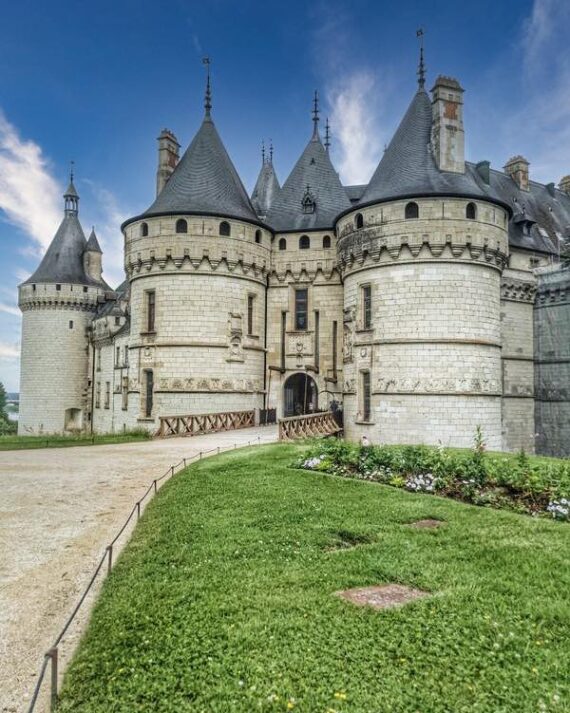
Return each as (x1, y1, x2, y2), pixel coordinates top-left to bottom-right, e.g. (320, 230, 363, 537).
(1, 0, 569, 391)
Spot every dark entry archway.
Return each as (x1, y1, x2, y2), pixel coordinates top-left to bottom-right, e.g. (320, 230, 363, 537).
(283, 372, 318, 417)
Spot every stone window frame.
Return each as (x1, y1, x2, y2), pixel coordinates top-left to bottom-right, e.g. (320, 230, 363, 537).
(405, 201, 419, 219)
(359, 283, 373, 331)
(95, 381, 101, 409)
(278, 237, 287, 251)
(355, 213, 364, 229)
(143, 289, 156, 335)
(104, 381, 111, 410)
(140, 222, 149, 237)
(292, 285, 310, 332)
(254, 229, 262, 244)
(219, 221, 231, 237)
(358, 369, 373, 424)
(299, 234, 310, 250)
(246, 292, 258, 337)
(466, 202, 477, 220)
(323, 234, 332, 249)
(121, 376, 129, 411)
(175, 218, 188, 234)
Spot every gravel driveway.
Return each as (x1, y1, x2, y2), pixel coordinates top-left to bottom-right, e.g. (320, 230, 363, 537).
(0, 426, 277, 712)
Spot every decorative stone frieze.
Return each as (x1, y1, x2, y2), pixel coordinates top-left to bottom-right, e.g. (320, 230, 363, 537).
(501, 277, 537, 303)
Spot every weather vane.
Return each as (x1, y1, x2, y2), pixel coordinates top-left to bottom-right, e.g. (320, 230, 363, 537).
(202, 56, 212, 114)
(416, 27, 426, 89)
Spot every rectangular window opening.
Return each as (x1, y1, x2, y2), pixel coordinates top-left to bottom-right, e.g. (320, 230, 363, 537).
(146, 290, 156, 333)
(361, 371, 371, 422)
(362, 285, 372, 329)
(295, 288, 308, 331)
(247, 294, 255, 335)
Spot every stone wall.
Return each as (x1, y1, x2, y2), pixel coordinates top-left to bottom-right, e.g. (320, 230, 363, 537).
(534, 265, 570, 457)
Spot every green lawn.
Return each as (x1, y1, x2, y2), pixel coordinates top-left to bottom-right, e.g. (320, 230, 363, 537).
(59, 444, 570, 712)
(0, 430, 151, 451)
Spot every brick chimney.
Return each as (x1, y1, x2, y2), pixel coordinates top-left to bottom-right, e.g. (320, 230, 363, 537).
(156, 129, 180, 196)
(504, 156, 530, 192)
(559, 175, 570, 195)
(431, 75, 465, 174)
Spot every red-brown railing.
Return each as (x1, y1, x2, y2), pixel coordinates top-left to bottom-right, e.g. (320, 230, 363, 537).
(156, 410, 255, 438)
(278, 411, 340, 441)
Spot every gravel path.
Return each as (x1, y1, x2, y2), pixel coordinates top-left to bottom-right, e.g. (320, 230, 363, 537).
(0, 426, 277, 712)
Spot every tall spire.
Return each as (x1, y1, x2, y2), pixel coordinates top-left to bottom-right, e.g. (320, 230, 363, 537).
(312, 90, 320, 140)
(416, 28, 426, 90)
(324, 118, 331, 152)
(64, 161, 79, 215)
(203, 56, 212, 116)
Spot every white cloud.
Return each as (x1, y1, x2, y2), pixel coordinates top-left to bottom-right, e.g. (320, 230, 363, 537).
(0, 341, 19, 359)
(327, 71, 383, 185)
(0, 111, 61, 253)
(0, 302, 19, 317)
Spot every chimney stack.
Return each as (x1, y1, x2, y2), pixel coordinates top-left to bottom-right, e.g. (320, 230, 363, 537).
(431, 75, 465, 174)
(156, 129, 180, 196)
(504, 156, 530, 192)
(559, 175, 570, 195)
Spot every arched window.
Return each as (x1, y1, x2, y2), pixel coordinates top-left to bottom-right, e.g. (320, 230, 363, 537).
(219, 221, 231, 236)
(323, 235, 331, 249)
(278, 237, 287, 250)
(405, 202, 419, 219)
(140, 222, 148, 237)
(255, 229, 262, 244)
(175, 218, 187, 234)
(299, 235, 310, 250)
(355, 213, 364, 229)
(466, 202, 477, 220)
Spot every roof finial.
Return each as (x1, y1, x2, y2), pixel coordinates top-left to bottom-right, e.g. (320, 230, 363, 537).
(261, 139, 266, 165)
(324, 118, 331, 151)
(70, 160, 75, 183)
(269, 139, 274, 164)
(416, 27, 426, 90)
(202, 56, 212, 116)
(312, 90, 320, 139)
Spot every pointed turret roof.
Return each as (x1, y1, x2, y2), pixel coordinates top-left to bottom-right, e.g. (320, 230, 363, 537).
(23, 180, 106, 287)
(251, 147, 280, 217)
(139, 114, 259, 223)
(266, 106, 351, 231)
(86, 227, 102, 253)
(358, 88, 507, 210)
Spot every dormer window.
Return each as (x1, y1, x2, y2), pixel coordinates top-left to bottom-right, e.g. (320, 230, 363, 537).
(405, 202, 419, 219)
(302, 185, 316, 214)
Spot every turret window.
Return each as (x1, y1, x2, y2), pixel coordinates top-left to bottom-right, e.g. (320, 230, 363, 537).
(140, 222, 149, 237)
(69, 320, 74, 329)
(56, 284, 61, 291)
(355, 213, 364, 229)
(278, 238, 287, 250)
(405, 202, 419, 219)
(295, 288, 309, 331)
(361, 284, 372, 329)
(175, 219, 188, 234)
(323, 235, 331, 249)
(219, 221, 231, 236)
(255, 229, 262, 244)
(466, 202, 477, 220)
(299, 235, 310, 250)
(360, 370, 371, 422)
(146, 290, 156, 333)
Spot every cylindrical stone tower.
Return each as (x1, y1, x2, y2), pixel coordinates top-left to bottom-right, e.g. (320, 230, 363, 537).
(18, 179, 107, 434)
(335, 84, 509, 449)
(121, 92, 271, 429)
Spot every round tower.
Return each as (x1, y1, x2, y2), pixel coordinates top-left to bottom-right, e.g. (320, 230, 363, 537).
(121, 72, 271, 429)
(335, 75, 509, 449)
(18, 177, 107, 434)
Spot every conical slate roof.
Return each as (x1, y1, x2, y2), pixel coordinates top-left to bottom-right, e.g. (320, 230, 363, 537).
(86, 228, 102, 253)
(359, 88, 506, 210)
(266, 132, 350, 231)
(251, 160, 280, 217)
(141, 115, 259, 223)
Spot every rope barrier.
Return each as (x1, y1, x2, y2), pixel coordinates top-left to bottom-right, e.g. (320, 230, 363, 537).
(24, 433, 272, 712)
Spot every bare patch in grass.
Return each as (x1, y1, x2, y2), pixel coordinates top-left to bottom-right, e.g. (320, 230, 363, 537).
(335, 584, 430, 610)
(409, 519, 445, 529)
(326, 530, 375, 551)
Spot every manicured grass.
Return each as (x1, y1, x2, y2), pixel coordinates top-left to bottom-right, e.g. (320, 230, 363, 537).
(0, 430, 152, 451)
(59, 444, 570, 712)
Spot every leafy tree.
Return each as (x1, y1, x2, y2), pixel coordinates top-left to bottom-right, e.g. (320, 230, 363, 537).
(0, 381, 7, 420)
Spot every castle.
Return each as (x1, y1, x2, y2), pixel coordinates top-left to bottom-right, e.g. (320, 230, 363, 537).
(17, 58, 570, 456)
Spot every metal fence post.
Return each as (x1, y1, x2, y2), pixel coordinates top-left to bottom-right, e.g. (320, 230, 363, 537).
(153, 479, 157, 493)
(171, 465, 175, 477)
(107, 545, 113, 574)
(48, 647, 58, 712)
(137, 501, 141, 520)
(183, 458, 187, 468)
(199, 451, 202, 459)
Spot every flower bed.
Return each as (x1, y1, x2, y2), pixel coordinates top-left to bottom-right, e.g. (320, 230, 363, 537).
(296, 435, 570, 521)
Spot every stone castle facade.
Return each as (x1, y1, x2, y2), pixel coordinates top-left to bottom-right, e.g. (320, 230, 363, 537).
(18, 64, 570, 455)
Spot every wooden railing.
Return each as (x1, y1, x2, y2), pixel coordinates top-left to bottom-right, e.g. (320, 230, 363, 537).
(156, 410, 255, 438)
(278, 411, 341, 441)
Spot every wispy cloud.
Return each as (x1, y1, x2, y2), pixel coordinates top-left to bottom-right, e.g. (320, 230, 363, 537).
(0, 111, 61, 253)
(0, 302, 20, 317)
(0, 341, 19, 359)
(327, 72, 383, 185)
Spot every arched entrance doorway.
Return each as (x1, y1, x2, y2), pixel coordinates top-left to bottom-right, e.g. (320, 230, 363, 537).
(283, 372, 318, 417)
